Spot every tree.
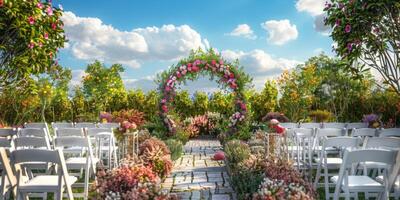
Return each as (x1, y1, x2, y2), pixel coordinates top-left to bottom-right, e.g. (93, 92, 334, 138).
(325, 0, 400, 94)
(192, 91, 208, 116)
(0, 0, 66, 86)
(127, 89, 146, 111)
(209, 91, 233, 116)
(49, 66, 72, 121)
(249, 81, 278, 122)
(82, 61, 126, 113)
(172, 90, 193, 118)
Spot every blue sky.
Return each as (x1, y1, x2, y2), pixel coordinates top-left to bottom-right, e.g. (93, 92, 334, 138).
(53, 0, 333, 92)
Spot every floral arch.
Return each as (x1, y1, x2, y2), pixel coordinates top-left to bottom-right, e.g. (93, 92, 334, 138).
(157, 49, 252, 135)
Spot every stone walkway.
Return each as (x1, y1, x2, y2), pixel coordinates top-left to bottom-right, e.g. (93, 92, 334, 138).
(162, 139, 236, 200)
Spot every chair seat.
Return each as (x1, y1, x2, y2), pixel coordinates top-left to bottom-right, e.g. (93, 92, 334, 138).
(19, 175, 77, 192)
(331, 175, 384, 191)
(315, 157, 342, 167)
(375, 175, 400, 187)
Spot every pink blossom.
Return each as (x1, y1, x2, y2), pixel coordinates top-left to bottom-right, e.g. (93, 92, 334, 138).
(177, 73, 182, 78)
(161, 99, 167, 104)
(165, 86, 171, 92)
(188, 66, 192, 72)
(28, 16, 35, 25)
(347, 43, 353, 52)
(28, 42, 35, 49)
(345, 24, 351, 33)
(44, 32, 49, 40)
(211, 60, 216, 65)
(335, 19, 341, 26)
(47, 6, 53, 16)
(187, 63, 192, 68)
(37, 2, 43, 9)
(181, 70, 187, 75)
(230, 82, 237, 89)
(240, 103, 246, 110)
(51, 23, 57, 30)
(219, 60, 224, 65)
(229, 73, 234, 79)
(162, 105, 168, 112)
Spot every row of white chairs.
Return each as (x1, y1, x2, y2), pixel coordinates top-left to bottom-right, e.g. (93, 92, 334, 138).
(281, 127, 400, 200)
(281, 122, 370, 129)
(0, 131, 98, 199)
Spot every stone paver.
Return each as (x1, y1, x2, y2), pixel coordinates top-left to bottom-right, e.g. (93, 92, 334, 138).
(162, 139, 236, 200)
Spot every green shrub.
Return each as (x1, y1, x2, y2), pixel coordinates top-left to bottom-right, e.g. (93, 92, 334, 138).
(224, 140, 251, 169)
(165, 139, 183, 161)
(231, 170, 264, 200)
(172, 128, 190, 144)
(309, 109, 333, 122)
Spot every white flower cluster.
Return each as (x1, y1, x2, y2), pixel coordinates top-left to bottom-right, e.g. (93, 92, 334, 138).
(228, 112, 245, 127)
(105, 191, 121, 200)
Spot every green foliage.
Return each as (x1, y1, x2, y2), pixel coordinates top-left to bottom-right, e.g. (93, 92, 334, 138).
(172, 90, 193, 118)
(231, 170, 264, 200)
(309, 110, 333, 122)
(224, 140, 251, 167)
(0, 0, 65, 86)
(248, 81, 278, 122)
(82, 61, 127, 113)
(192, 91, 209, 116)
(164, 139, 183, 161)
(325, 0, 400, 94)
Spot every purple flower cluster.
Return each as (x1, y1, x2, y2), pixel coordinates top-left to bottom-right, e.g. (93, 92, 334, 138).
(362, 113, 379, 123)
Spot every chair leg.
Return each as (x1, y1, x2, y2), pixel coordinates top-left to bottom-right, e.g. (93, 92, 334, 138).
(314, 162, 321, 189)
(324, 167, 330, 200)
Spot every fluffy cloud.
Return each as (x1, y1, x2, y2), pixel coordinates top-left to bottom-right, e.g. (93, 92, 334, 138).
(222, 49, 301, 90)
(62, 11, 207, 69)
(261, 20, 298, 45)
(70, 69, 87, 87)
(228, 24, 257, 39)
(295, 0, 325, 16)
(314, 14, 331, 34)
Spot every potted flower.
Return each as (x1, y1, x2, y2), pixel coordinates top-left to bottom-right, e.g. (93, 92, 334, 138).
(362, 114, 381, 128)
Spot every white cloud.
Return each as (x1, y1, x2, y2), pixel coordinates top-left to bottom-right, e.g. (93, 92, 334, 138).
(296, 0, 325, 16)
(313, 14, 331, 35)
(62, 11, 207, 69)
(228, 24, 257, 40)
(261, 20, 298, 45)
(70, 69, 87, 87)
(222, 49, 301, 90)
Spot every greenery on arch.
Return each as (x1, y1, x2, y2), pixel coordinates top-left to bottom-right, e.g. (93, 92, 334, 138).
(156, 49, 252, 136)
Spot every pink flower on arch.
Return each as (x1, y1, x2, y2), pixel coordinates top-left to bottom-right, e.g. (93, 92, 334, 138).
(46, 6, 53, 16)
(161, 105, 168, 113)
(37, 2, 43, 9)
(211, 60, 216, 66)
(345, 24, 351, 33)
(219, 60, 224, 65)
(335, 19, 341, 26)
(44, 33, 49, 40)
(28, 42, 35, 49)
(28, 16, 35, 25)
(347, 43, 353, 52)
(51, 23, 57, 30)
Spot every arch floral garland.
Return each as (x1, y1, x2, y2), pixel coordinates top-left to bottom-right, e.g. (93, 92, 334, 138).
(157, 49, 252, 135)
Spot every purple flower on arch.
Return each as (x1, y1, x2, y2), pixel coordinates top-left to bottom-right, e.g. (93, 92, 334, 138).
(347, 43, 353, 52)
(335, 19, 341, 26)
(345, 24, 351, 33)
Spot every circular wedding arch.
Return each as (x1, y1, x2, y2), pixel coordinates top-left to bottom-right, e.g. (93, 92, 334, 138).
(157, 49, 252, 135)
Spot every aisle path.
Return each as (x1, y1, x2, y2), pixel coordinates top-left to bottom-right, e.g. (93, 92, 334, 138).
(162, 139, 236, 200)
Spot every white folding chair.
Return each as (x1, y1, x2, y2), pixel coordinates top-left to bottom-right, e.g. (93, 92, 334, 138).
(0, 128, 16, 150)
(331, 149, 397, 200)
(314, 128, 345, 158)
(54, 128, 84, 138)
(291, 128, 314, 175)
(379, 128, 400, 137)
(97, 123, 120, 129)
(299, 122, 322, 129)
(54, 137, 98, 199)
(346, 122, 368, 129)
(86, 128, 118, 169)
(12, 149, 76, 200)
(0, 148, 17, 199)
(279, 122, 298, 129)
(74, 123, 96, 129)
(323, 123, 347, 129)
(313, 137, 359, 200)
(51, 122, 74, 130)
(351, 128, 377, 146)
(364, 137, 400, 150)
(24, 123, 51, 140)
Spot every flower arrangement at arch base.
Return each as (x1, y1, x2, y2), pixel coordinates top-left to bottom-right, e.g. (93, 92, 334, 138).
(157, 49, 252, 138)
(92, 137, 175, 200)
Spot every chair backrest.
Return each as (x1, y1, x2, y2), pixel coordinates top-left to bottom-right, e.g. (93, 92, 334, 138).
(280, 122, 298, 129)
(55, 128, 84, 137)
(52, 122, 74, 129)
(346, 122, 368, 129)
(379, 128, 400, 137)
(18, 128, 47, 138)
(323, 122, 347, 129)
(86, 128, 113, 137)
(0, 128, 17, 137)
(299, 122, 322, 129)
(24, 122, 48, 129)
(292, 128, 314, 137)
(75, 122, 97, 128)
(0, 137, 12, 148)
(322, 136, 360, 149)
(351, 128, 377, 137)
(316, 128, 345, 137)
(13, 137, 51, 150)
(97, 123, 120, 129)
(364, 137, 400, 150)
